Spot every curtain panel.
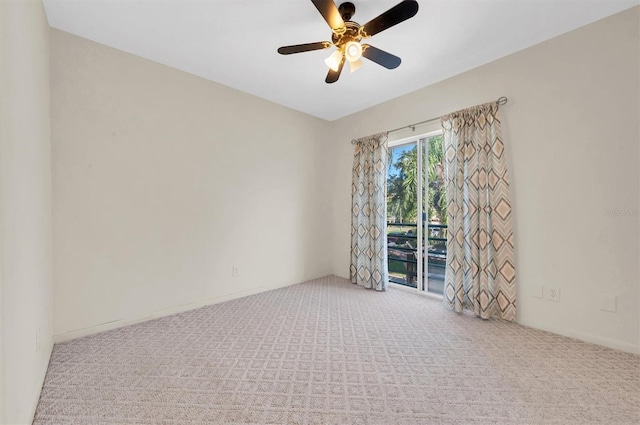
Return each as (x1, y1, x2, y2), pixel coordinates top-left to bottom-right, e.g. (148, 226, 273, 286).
(441, 103, 516, 321)
(350, 132, 389, 291)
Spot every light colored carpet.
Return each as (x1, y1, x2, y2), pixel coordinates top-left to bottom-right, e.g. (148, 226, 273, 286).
(34, 276, 639, 425)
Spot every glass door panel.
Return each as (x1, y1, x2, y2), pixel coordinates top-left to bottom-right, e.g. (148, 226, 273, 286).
(423, 135, 447, 295)
(387, 143, 418, 288)
(387, 134, 447, 295)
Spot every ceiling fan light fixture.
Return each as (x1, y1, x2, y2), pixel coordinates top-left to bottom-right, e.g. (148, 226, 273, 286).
(278, 0, 420, 83)
(349, 58, 363, 73)
(324, 49, 343, 72)
(344, 41, 362, 62)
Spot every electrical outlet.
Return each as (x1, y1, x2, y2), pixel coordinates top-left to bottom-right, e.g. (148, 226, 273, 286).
(545, 286, 560, 302)
(232, 266, 239, 277)
(601, 295, 616, 312)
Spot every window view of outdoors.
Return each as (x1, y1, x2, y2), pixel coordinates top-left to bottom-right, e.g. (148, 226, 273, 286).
(423, 135, 447, 295)
(387, 143, 419, 287)
(387, 135, 447, 294)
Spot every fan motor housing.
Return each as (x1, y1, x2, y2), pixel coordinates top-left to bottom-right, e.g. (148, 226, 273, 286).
(276, 0, 418, 83)
(331, 21, 361, 48)
(338, 2, 356, 21)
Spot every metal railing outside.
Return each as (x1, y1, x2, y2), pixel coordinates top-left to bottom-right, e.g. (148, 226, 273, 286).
(387, 222, 447, 291)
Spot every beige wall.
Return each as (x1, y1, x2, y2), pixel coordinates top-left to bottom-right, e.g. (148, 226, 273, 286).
(0, 0, 54, 423)
(1, 4, 635, 423)
(51, 7, 639, 353)
(328, 7, 640, 353)
(50, 30, 333, 338)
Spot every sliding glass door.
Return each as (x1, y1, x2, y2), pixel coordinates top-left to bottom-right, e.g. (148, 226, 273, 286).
(422, 134, 447, 295)
(387, 142, 419, 288)
(387, 133, 447, 295)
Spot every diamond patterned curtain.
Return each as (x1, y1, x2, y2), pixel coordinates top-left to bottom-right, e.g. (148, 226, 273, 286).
(350, 132, 389, 291)
(441, 103, 516, 321)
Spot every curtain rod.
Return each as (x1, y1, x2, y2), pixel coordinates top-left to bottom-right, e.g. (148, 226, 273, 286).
(387, 96, 508, 134)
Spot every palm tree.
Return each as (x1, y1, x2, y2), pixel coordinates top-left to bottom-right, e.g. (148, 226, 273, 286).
(387, 174, 407, 223)
(388, 146, 418, 223)
(386, 137, 447, 225)
(427, 135, 447, 224)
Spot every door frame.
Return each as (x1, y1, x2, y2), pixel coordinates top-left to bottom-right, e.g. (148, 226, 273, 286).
(387, 130, 444, 299)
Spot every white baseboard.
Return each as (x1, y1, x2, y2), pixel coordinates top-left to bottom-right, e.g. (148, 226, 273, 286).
(28, 337, 54, 425)
(519, 320, 639, 355)
(388, 277, 639, 355)
(54, 278, 317, 344)
(562, 328, 639, 354)
(54, 274, 640, 354)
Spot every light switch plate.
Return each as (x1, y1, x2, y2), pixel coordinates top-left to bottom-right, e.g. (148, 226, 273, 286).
(545, 287, 560, 302)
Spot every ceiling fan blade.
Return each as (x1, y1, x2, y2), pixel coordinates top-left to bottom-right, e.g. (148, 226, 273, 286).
(362, 45, 401, 69)
(311, 0, 346, 32)
(325, 56, 345, 83)
(360, 0, 419, 38)
(278, 42, 331, 55)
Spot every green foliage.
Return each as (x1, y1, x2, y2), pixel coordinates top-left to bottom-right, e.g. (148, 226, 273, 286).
(387, 146, 417, 223)
(386, 135, 447, 225)
(426, 135, 447, 225)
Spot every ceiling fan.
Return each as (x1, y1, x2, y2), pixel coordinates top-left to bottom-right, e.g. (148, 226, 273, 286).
(278, 0, 419, 84)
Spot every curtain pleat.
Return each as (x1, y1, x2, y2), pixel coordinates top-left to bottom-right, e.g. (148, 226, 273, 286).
(350, 132, 389, 291)
(441, 103, 516, 320)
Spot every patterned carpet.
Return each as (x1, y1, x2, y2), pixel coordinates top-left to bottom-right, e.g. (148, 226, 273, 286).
(34, 276, 639, 424)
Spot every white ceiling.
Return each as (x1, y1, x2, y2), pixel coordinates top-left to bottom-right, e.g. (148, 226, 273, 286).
(43, 0, 638, 121)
